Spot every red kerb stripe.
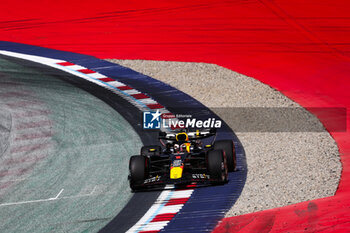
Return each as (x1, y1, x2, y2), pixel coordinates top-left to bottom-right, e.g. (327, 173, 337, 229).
(57, 62, 75, 66)
(165, 197, 189, 206)
(151, 213, 176, 222)
(138, 231, 160, 233)
(132, 93, 149, 99)
(147, 103, 164, 109)
(117, 86, 133, 91)
(78, 69, 96, 74)
(99, 77, 114, 82)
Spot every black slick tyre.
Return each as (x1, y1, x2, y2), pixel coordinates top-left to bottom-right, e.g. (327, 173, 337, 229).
(214, 140, 236, 172)
(206, 149, 228, 185)
(129, 155, 148, 191)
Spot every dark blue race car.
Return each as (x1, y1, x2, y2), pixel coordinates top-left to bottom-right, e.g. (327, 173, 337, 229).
(128, 129, 236, 191)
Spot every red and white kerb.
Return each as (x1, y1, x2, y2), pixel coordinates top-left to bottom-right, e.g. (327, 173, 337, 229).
(0, 50, 170, 115)
(126, 188, 194, 233)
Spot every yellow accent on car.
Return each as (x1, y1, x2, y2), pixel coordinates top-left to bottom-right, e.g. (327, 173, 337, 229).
(170, 167, 183, 179)
(176, 132, 188, 141)
(185, 143, 191, 152)
(205, 144, 212, 148)
(149, 148, 156, 152)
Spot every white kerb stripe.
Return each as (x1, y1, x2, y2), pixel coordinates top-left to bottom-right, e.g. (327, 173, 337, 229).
(123, 89, 141, 95)
(88, 72, 107, 79)
(108, 81, 125, 87)
(141, 221, 170, 231)
(170, 190, 194, 198)
(157, 205, 184, 215)
(139, 98, 159, 105)
(0, 50, 64, 64)
(65, 64, 86, 70)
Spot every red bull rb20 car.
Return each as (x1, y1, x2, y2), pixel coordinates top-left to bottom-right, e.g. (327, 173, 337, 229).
(128, 129, 236, 191)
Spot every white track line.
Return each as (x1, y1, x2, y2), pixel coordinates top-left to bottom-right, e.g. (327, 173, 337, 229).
(0, 189, 64, 206)
(50, 189, 64, 200)
(0, 198, 55, 207)
(90, 185, 97, 195)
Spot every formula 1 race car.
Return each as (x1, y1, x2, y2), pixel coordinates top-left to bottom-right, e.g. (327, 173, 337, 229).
(128, 129, 236, 191)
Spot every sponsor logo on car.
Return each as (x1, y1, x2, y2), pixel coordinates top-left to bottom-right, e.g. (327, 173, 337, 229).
(144, 175, 161, 184)
(192, 174, 210, 179)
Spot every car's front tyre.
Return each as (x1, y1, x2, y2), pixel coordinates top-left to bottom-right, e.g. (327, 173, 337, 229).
(129, 155, 148, 191)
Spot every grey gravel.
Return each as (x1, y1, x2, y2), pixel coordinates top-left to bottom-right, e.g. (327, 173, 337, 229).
(107, 59, 341, 216)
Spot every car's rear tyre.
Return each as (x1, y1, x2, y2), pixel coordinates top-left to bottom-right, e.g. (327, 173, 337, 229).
(214, 140, 236, 172)
(207, 149, 228, 184)
(141, 145, 162, 157)
(129, 155, 148, 191)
